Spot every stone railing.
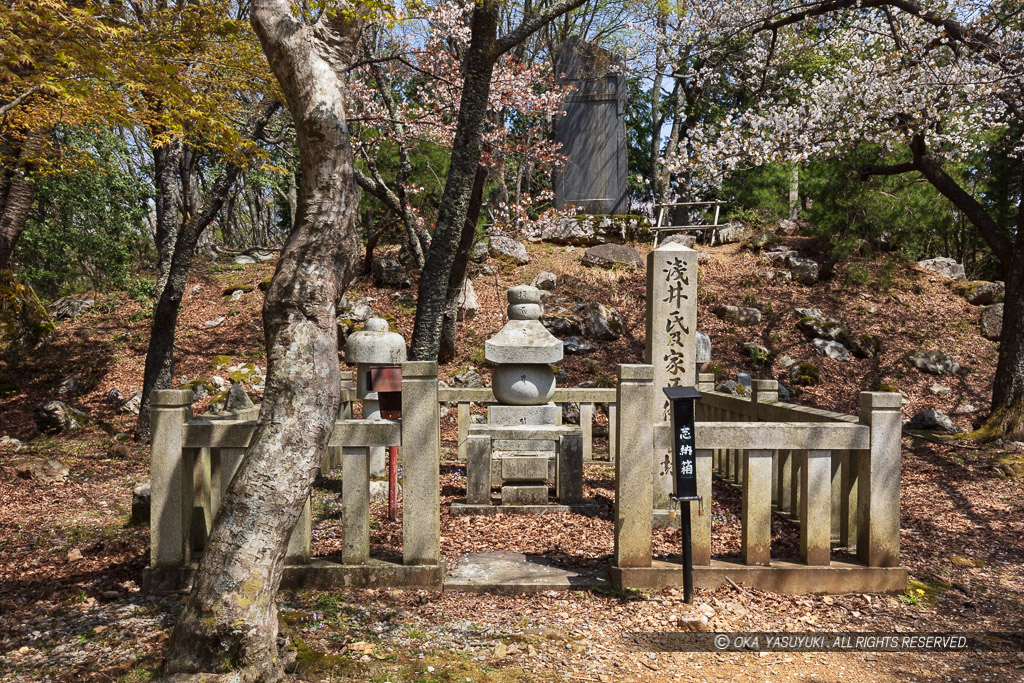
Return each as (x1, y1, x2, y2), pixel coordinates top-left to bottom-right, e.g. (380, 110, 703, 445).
(438, 386, 618, 462)
(143, 362, 443, 593)
(612, 366, 905, 593)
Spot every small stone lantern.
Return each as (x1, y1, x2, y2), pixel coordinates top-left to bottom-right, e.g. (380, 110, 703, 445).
(345, 318, 406, 476)
(486, 285, 562, 405)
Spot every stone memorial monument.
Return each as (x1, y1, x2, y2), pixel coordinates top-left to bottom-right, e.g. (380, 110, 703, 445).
(452, 286, 596, 514)
(645, 242, 699, 524)
(553, 37, 628, 215)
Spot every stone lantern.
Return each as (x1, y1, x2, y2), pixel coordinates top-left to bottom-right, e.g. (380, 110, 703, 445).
(486, 285, 562, 405)
(345, 318, 406, 476)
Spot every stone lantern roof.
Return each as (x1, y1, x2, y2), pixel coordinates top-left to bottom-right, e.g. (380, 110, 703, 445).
(485, 285, 562, 365)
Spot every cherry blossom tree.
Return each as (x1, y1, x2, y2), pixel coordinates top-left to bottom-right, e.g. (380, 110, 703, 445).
(661, 0, 1024, 437)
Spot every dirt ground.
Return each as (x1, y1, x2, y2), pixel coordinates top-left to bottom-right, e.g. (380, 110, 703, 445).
(1, 238, 1022, 681)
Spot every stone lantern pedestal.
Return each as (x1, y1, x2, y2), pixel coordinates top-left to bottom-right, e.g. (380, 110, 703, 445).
(452, 286, 598, 515)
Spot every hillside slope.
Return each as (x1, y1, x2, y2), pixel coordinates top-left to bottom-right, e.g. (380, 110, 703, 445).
(0, 235, 999, 438)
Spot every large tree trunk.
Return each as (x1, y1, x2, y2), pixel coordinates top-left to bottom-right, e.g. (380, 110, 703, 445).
(438, 163, 488, 364)
(159, 5, 361, 681)
(409, 3, 500, 360)
(988, 245, 1024, 436)
(408, 0, 588, 360)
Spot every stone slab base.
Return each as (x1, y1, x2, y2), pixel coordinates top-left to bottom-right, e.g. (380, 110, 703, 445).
(445, 551, 610, 594)
(610, 558, 908, 594)
(143, 557, 444, 594)
(449, 499, 601, 517)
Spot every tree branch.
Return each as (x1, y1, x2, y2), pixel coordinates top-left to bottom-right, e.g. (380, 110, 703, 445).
(908, 133, 1013, 262)
(492, 0, 591, 59)
(856, 161, 916, 181)
(0, 85, 42, 117)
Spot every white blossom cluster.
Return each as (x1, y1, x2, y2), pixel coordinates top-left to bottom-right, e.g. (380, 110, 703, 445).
(645, 1, 1023, 191)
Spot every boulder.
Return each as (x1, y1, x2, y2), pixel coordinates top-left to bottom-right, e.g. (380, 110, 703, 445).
(764, 245, 798, 265)
(955, 280, 1004, 306)
(743, 342, 771, 365)
(980, 303, 1003, 340)
(715, 380, 747, 396)
(340, 303, 373, 323)
(847, 333, 883, 359)
(531, 271, 557, 290)
(745, 230, 777, 250)
(224, 384, 254, 412)
(776, 219, 801, 236)
(469, 239, 489, 263)
(561, 401, 581, 425)
(57, 373, 82, 395)
(930, 384, 951, 396)
(234, 254, 257, 265)
(563, 337, 596, 355)
(581, 243, 643, 269)
(661, 234, 697, 248)
(131, 481, 151, 525)
(796, 310, 848, 341)
(736, 373, 753, 391)
(120, 391, 143, 415)
(369, 480, 401, 503)
(908, 409, 958, 433)
(453, 369, 484, 388)
(786, 254, 820, 285)
(372, 257, 412, 288)
(580, 302, 626, 340)
(48, 297, 94, 321)
(789, 363, 820, 386)
(204, 316, 225, 328)
(229, 289, 245, 301)
(715, 222, 749, 244)
(812, 338, 852, 361)
(909, 350, 960, 376)
(12, 457, 70, 484)
(917, 257, 965, 280)
(713, 305, 762, 326)
(488, 235, 530, 265)
(777, 383, 792, 401)
(106, 388, 124, 404)
(540, 313, 583, 337)
(457, 279, 479, 321)
(696, 331, 712, 364)
(33, 400, 83, 434)
(541, 214, 651, 245)
(0, 435, 23, 451)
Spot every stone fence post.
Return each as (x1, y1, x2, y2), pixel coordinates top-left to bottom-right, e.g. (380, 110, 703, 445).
(150, 389, 194, 568)
(401, 361, 440, 566)
(857, 392, 902, 567)
(614, 364, 654, 569)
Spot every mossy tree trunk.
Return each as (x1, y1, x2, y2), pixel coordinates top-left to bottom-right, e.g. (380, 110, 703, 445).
(158, 3, 362, 681)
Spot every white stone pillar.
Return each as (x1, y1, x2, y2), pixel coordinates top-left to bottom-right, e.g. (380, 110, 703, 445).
(401, 361, 440, 566)
(646, 243, 698, 511)
(857, 392, 902, 567)
(614, 364, 654, 569)
(149, 389, 194, 568)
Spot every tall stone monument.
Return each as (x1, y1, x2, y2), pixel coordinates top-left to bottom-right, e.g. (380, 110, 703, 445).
(645, 243, 698, 520)
(553, 37, 628, 215)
